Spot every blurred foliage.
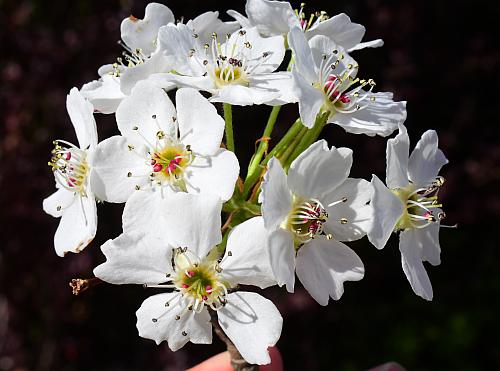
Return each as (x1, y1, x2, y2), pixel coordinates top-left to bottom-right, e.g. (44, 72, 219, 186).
(0, 0, 498, 370)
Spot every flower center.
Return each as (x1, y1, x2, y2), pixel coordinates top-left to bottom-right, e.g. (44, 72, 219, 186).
(392, 177, 446, 230)
(49, 140, 89, 196)
(283, 197, 329, 246)
(173, 255, 228, 308)
(150, 138, 193, 187)
(188, 30, 272, 89)
(214, 61, 245, 87)
(145, 248, 230, 317)
(314, 52, 377, 115)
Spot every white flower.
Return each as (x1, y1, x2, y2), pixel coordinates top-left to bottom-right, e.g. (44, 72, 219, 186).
(81, 4, 239, 113)
(91, 83, 239, 207)
(260, 140, 372, 305)
(94, 214, 281, 365)
(228, 0, 383, 51)
(42, 88, 98, 257)
(288, 26, 406, 135)
(157, 25, 294, 106)
(367, 124, 449, 300)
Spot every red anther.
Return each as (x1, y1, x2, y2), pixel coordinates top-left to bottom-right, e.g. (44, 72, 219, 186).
(181, 283, 189, 289)
(424, 212, 433, 220)
(326, 75, 337, 82)
(202, 295, 208, 301)
(153, 163, 163, 172)
(187, 270, 195, 277)
(339, 94, 351, 103)
(300, 19, 307, 29)
(165, 156, 182, 173)
(150, 159, 156, 165)
(65, 152, 71, 161)
(205, 285, 212, 293)
(68, 177, 76, 187)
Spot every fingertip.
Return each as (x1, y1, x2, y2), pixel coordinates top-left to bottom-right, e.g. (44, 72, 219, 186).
(260, 347, 283, 371)
(186, 351, 232, 371)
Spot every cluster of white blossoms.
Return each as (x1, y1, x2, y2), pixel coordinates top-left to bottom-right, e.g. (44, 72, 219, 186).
(43, 0, 453, 366)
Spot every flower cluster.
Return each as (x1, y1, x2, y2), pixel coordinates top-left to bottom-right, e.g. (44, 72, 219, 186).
(43, 1, 453, 366)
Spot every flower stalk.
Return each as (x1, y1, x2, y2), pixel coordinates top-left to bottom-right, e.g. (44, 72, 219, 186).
(224, 103, 235, 152)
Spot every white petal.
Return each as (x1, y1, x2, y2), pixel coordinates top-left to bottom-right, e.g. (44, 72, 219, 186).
(120, 52, 172, 95)
(158, 23, 205, 76)
(160, 73, 215, 92)
(323, 178, 373, 242)
(66, 87, 98, 149)
(419, 223, 441, 266)
(288, 140, 353, 199)
(408, 130, 448, 187)
(94, 232, 172, 284)
(80, 74, 125, 114)
(260, 157, 292, 230)
(221, 217, 276, 289)
(90, 136, 150, 203)
(210, 84, 280, 106)
(223, 27, 285, 74)
(54, 193, 96, 257)
(332, 92, 406, 137)
(288, 27, 317, 83)
(136, 293, 212, 349)
(249, 72, 298, 105)
(367, 175, 403, 250)
(186, 149, 239, 202)
(399, 229, 433, 300)
(291, 68, 324, 128)
(217, 292, 282, 365)
(306, 13, 365, 50)
(386, 124, 410, 189)
(308, 35, 357, 74)
(348, 39, 384, 52)
(267, 228, 295, 292)
(296, 239, 364, 305)
(226, 9, 252, 28)
(123, 191, 222, 257)
(245, 0, 299, 36)
(121, 3, 174, 55)
(43, 188, 77, 218)
(116, 81, 177, 147)
(187, 11, 240, 46)
(177, 88, 225, 156)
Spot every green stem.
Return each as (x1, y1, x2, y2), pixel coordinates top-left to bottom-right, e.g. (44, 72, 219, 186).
(278, 125, 308, 165)
(223, 103, 234, 153)
(246, 105, 281, 182)
(242, 117, 304, 199)
(283, 112, 329, 171)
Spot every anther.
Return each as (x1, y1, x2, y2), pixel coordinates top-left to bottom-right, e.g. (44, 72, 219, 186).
(340, 218, 348, 224)
(127, 172, 132, 177)
(227, 251, 232, 257)
(56, 206, 61, 211)
(156, 131, 165, 140)
(135, 185, 141, 190)
(175, 315, 181, 321)
(151, 114, 157, 119)
(127, 144, 135, 151)
(152, 318, 158, 323)
(182, 331, 187, 336)
(132, 126, 138, 130)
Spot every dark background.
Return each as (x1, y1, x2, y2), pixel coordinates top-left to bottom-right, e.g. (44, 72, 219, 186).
(1, 0, 498, 370)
